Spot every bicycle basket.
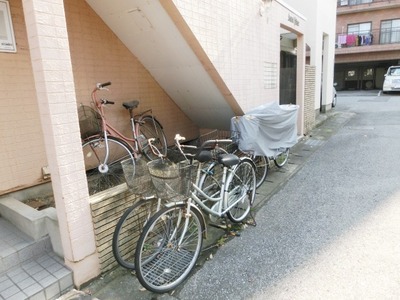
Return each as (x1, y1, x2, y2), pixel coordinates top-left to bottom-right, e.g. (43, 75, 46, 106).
(147, 159, 195, 200)
(121, 158, 155, 197)
(78, 105, 101, 139)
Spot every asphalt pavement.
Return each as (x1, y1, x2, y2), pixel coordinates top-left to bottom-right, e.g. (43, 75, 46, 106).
(60, 91, 400, 300)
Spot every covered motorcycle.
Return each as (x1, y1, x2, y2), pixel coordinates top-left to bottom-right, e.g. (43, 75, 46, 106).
(231, 101, 299, 157)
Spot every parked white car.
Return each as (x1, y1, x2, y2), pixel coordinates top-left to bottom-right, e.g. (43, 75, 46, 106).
(383, 66, 400, 93)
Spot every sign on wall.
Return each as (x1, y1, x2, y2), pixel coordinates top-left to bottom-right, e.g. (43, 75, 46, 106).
(0, 0, 16, 52)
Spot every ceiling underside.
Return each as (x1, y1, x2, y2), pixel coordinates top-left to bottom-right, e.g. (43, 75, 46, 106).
(86, 0, 237, 130)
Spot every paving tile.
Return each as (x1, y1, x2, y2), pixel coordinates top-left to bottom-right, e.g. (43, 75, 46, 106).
(16, 276, 36, 290)
(7, 267, 24, 278)
(7, 291, 27, 300)
(37, 274, 57, 288)
(23, 262, 45, 276)
(0, 278, 13, 292)
(31, 268, 51, 282)
(44, 281, 60, 300)
(28, 290, 46, 300)
(18, 244, 35, 263)
(0, 217, 73, 299)
(2, 252, 19, 271)
(23, 282, 43, 298)
(58, 273, 73, 292)
(0, 284, 20, 299)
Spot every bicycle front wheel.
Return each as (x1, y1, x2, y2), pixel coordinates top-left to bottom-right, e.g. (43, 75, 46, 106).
(139, 116, 167, 160)
(82, 136, 134, 195)
(112, 198, 160, 269)
(274, 148, 289, 168)
(226, 157, 256, 223)
(135, 205, 203, 293)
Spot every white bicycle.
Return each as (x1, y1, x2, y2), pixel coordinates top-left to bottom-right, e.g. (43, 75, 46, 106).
(134, 134, 257, 293)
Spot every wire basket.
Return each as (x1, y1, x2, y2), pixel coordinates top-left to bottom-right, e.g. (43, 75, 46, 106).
(78, 105, 101, 139)
(147, 159, 196, 200)
(121, 158, 156, 197)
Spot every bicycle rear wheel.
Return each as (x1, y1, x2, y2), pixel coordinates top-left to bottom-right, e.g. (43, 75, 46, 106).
(138, 116, 167, 160)
(226, 157, 256, 223)
(274, 148, 289, 168)
(198, 162, 223, 200)
(135, 205, 203, 293)
(252, 155, 268, 188)
(112, 198, 160, 269)
(82, 136, 134, 195)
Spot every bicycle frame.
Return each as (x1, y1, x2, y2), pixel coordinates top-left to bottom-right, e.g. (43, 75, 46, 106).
(88, 83, 159, 158)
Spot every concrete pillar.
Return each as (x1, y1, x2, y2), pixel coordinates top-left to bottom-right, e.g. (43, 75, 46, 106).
(321, 33, 335, 112)
(296, 33, 306, 136)
(22, 0, 100, 287)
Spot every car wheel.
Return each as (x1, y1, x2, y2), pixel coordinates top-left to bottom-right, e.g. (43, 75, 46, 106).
(332, 94, 337, 107)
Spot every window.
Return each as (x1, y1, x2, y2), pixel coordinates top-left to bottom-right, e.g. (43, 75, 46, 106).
(362, 68, 374, 80)
(340, 0, 373, 6)
(0, 0, 16, 52)
(345, 70, 358, 81)
(348, 22, 371, 35)
(380, 19, 400, 44)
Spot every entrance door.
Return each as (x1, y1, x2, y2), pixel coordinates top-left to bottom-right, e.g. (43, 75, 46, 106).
(280, 51, 297, 104)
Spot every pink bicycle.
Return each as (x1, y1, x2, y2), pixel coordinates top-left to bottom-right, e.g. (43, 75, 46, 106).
(80, 82, 167, 195)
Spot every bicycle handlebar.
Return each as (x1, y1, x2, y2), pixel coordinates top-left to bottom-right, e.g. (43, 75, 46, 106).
(174, 134, 234, 161)
(100, 99, 115, 105)
(97, 82, 111, 89)
(147, 138, 166, 159)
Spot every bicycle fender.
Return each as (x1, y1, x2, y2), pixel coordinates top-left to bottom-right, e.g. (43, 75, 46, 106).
(164, 202, 207, 239)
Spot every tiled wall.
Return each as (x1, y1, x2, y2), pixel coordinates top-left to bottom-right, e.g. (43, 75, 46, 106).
(0, 0, 47, 193)
(0, 0, 198, 194)
(304, 65, 316, 134)
(172, 0, 282, 112)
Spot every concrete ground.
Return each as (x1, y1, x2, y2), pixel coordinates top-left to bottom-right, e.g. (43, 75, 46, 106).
(60, 90, 400, 299)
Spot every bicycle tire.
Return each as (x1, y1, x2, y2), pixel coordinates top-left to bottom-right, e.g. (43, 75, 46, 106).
(226, 157, 256, 223)
(138, 116, 168, 160)
(198, 162, 223, 200)
(112, 197, 160, 269)
(82, 136, 134, 195)
(135, 204, 203, 293)
(233, 150, 267, 189)
(252, 155, 268, 188)
(274, 148, 289, 168)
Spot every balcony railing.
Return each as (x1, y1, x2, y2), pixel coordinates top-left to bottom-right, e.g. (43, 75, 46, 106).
(336, 28, 400, 48)
(337, 0, 394, 7)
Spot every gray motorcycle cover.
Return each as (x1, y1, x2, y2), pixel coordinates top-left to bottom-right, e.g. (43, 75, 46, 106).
(231, 101, 299, 157)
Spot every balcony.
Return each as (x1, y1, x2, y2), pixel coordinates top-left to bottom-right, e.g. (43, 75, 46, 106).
(337, 0, 400, 14)
(335, 28, 400, 54)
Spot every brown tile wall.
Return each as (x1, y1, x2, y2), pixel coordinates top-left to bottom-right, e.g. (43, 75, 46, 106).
(0, 0, 199, 194)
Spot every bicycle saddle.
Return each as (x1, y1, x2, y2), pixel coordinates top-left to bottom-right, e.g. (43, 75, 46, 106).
(122, 100, 139, 110)
(218, 154, 240, 167)
(195, 150, 213, 163)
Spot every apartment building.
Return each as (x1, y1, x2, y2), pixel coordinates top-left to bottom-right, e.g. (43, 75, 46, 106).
(334, 0, 400, 90)
(0, 0, 337, 290)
